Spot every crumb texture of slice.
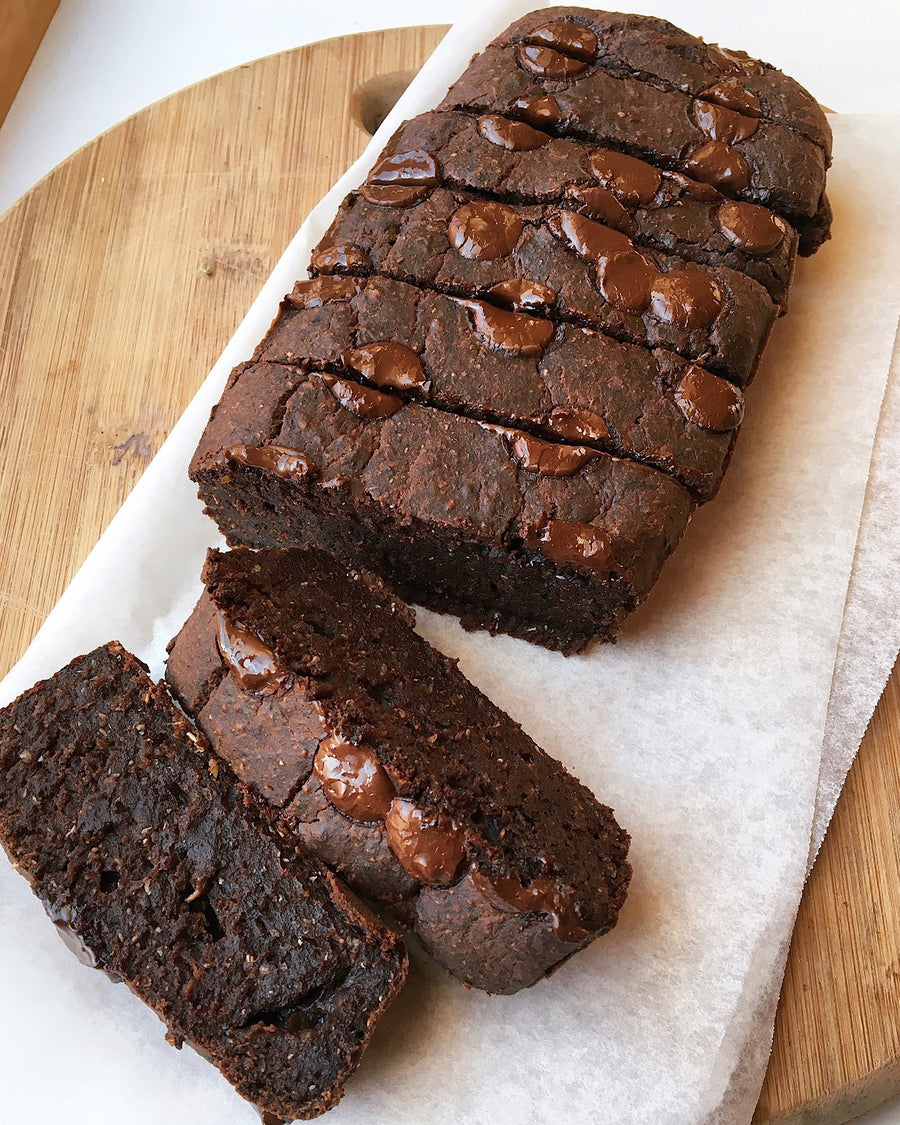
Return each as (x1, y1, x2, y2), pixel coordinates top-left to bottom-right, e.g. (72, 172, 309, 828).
(0, 642, 407, 1121)
(166, 547, 632, 994)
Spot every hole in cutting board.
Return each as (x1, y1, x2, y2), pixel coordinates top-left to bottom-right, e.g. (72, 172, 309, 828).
(350, 69, 421, 135)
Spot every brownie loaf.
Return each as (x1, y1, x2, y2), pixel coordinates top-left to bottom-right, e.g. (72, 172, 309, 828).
(441, 7, 832, 252)
(323, 109, 798, 306)
(256, 275, 741, 500)
(189, 8, 831, 651)
(0, 643, 407, 1121)
(191, 363, 694, 652)
(311, 183, 777, 384)
(166, 547, 632, 994)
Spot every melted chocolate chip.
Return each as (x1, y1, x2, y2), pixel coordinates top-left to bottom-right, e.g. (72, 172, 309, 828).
(346, 342, 427, 390)
(314, 736, 395, 823)
(700, 78, 763, 116)
(649, 270, 723, 329)
(674, 365, 745, 431)
(487, 278, 557, 313)
(517, 44, 590, 79)
(564, 184, 635, 235)
(598, 251, 657, 313)
(548, 209, 632, 263)
(478, 114, 551, 151)
(717, 200, 785, 254)
(512, 94, 564, 129)
(524, 519, 614, 578)
(360, 148, 439, 208)
(707, 44, 766, 76)
(310, 243, 372, 273)
(458, 298, 554, 357)
(665, 170, 722, 202)
(693, 100, 758, 143)
(487, 425, 599, 477)
(448, 200, 523, 260)
(320, 373, 403, 420)
(525, 20, 598, 60)
(684, 140, 752, 192)
(385, 798, 465, 885)
(223, 444, 315, 481)
(472, 871, 592, 944)
(289, 276, 362, 309)
(589, 149, 662, 206)
(533, 405, 610, 444)
(215, 610, 290, 694)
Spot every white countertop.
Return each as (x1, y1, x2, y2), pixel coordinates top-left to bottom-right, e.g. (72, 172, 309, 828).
(2, 2, 900, 1123)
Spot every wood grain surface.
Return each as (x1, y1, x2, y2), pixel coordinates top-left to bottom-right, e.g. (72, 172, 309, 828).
(0, 26, 897, 1125)
(0, 0, 61, 127)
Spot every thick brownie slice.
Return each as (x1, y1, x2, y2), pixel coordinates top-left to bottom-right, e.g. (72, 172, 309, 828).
(441, 8, 831, 251)
(310, 183, 776, 384)
(190, 363, 694, 653)
(0, 643, 407, 1121)
(256, 275, 742, 501)
(342, 109, 798, 304)
(166, 546, 632, 995)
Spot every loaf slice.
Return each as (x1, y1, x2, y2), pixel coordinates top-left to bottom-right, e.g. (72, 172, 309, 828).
(190, 363, 694, 653)
(166, 547, 632, 994)
(0, 643, 407, 1121)
(255, 275, 742, 501)
(325, 109, 798, 306)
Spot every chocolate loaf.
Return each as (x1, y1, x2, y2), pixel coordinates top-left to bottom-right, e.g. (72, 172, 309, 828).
(189, 8, 831, 651)
(441, 7, 831, 252)
(191, 363, 693, 652)
(166, 547, 632, 994)
(0, 643, 407, 1121)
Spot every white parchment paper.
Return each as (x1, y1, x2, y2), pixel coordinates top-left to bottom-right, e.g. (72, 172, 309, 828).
(1, 6, 899, 1122)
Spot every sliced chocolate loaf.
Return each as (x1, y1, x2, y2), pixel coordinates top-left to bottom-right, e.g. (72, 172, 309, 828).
(191, 363, 694, 653)
(441, 7, 832, 252)
(310, 182, 776, 385)
(321, 109, 798, 308)
(0, 643, 407, 1121)
(166, 547, 632, 994)
(256, 274, 742, 501)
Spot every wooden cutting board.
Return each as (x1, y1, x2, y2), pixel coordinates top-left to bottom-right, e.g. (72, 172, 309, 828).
(0, 26, 898, 1125)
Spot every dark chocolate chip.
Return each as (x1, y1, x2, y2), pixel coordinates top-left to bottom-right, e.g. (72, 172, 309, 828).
(215, 610, 290, 694)
(472, 871, 592, 944)
(288, 276, 362, 309)
(707, 44, 766, 76)
(517, 43, 590, 79)
(457, 298, 555, 357)
(692, 100, 759, 143)
(525, 20, 598, 60)
(222, 444, 316, 481)
(589, 149, 662, 206)
(512, 94, 564, 129)
(524, 519, 614, 578)
(346, 342, 427, 390)
(649, 270, 723, 329)
(385, 798, 465, 885)
(547, 209, 632, 263)
(314, 736, 395, 823)
(478, 114, 551, 151)
(674, 365, 745, 431)
(700, 77, 763, 116)
(684, 140, 752, 192)
(665, 170, 722, 202)
(448, 200, 523, 260)
(486, 278, 557, 314)
(598, 251, 657, 313)
(360, 148, 440, 208)
(310, 243, 372, 273)
(532, 405, 610, 445)
(320, 372, 403, 420)
(717, 200, 785, 254)
(564, 184, 636, 235)
(485, 424, 600, 477)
